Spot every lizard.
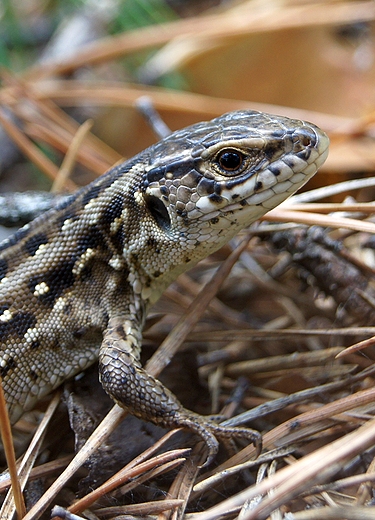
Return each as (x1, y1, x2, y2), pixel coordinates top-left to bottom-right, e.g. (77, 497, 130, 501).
(0, 109, 329, 464)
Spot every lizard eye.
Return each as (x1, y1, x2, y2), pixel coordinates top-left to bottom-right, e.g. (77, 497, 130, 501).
(215, 148, 247, 175)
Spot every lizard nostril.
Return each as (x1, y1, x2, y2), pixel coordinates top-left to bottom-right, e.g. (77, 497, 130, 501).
(301, 135, 312, 147)
(297, 128, 317, 148)
(301, 134, 314, 146)
(292, 129, 316, 153)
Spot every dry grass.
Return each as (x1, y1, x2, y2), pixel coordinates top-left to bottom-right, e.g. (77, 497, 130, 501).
(1, 1, 375, 519)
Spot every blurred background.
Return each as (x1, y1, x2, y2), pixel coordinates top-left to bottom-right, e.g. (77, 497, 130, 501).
(0, 0, 374, 193)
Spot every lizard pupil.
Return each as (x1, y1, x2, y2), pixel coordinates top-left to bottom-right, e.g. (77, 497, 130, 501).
(217, 149, 244, 172)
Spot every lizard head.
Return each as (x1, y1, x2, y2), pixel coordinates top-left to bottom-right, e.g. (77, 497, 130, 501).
(142, 111, 327, 238)
(127, 110, 329, 295)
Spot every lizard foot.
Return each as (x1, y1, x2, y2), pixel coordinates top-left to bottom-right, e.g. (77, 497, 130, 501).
(100, 344, 261, 467)
(99, 338, 262, 466)
(173, 411, 262, 467)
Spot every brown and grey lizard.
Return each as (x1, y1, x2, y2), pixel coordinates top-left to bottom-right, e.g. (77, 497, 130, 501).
(0, 110, 329, 463)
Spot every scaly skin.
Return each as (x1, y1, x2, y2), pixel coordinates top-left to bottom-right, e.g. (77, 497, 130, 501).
(0, 110, 329, 463)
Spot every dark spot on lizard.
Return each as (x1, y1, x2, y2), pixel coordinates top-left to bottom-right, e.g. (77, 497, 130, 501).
(0, 357, 17, 378)
(24, 233, 49, 256)
(240, 200, 248, 206)
(268, 165, 280, 176)
(102, 193, 125, 232)
(111, 224, 126, 254)
(232, 193, 240, 200)
(147, 237, 157, 248)
(208, 193, 223, 204)
(110, 271, 132, 302)
(211, 217, 219, 224)
(0, 259, 8, 281)
(254, 181, 263, 192)
(297, 148, 311, 160)
(153, 270, 161, 278)
(64, 170, 122, 214)
(77, 225, 106, 253)
(214, 183, 222, 195)
(0, 312, 37, 338)
(57, 210, 78, 229)
(28, 259, 76, 306)
(79, 263, 94, 282)
(30, 340, 40, 350)
(81, 183, 103, 207)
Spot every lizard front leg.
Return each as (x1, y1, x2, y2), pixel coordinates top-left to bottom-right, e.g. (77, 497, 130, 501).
(99, 316, 262, 466)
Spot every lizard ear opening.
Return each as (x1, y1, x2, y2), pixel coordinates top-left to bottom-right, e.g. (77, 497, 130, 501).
(144, 195, 171, 231)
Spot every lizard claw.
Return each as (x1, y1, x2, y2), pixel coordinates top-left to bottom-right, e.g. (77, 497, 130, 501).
(176, 413, 262, 468)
